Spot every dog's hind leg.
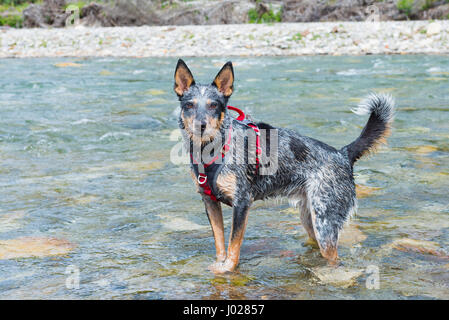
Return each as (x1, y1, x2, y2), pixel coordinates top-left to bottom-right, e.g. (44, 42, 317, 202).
(291, 193, 317, 244)
(299, 199, 317, 244)
(306, 176, 356, 263)
(202, 195, 226, 263)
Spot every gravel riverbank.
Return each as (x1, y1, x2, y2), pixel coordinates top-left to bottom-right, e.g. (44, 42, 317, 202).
(1, 21, 448, 58)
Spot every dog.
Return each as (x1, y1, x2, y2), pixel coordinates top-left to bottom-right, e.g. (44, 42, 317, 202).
(173, 59, 394, 274)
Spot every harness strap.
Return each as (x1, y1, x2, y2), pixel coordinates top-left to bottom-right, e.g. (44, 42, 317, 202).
(227, 105, 246, 121)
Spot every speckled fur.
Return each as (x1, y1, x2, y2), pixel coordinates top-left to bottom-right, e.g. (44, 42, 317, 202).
(174, 59, 395, 271)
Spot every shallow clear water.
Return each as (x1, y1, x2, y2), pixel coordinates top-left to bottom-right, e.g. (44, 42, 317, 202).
(0, 56, 448, 299)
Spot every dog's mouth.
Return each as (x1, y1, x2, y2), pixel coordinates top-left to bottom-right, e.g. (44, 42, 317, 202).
(182, 122, 216, 145)
(192, 127, 216, 143)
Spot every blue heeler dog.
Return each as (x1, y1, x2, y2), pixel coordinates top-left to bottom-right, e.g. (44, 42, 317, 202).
(174, 59, 394, 274)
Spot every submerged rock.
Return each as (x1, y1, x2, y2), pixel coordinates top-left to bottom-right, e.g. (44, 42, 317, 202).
(146, 89, 166, 96)
(356, 184, 381, 198)
(405, 145, 438, 155)
(389, 238, 448, 258)
(0, 237, 75, 260)
(54, 62, 83, 68)
(312, 266, 363, 288)
(162, 217, 207, 232)
(339, 224, 367, 247)
(99, 70, 115, 76)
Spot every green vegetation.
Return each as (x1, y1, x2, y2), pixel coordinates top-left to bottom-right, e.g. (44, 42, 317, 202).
(422, 0, 438, 10)
(396, 0, 414, 17)
(292, 32, 302, 41)
(64, 1, 86, 11)
(0, 0, 32, 4)
(0, 13, 22, 26)
(0, 0, 40, 27)
(248, 6, 282, 24)
(0, 0, 40, 10)
(161, 0, 179, 10)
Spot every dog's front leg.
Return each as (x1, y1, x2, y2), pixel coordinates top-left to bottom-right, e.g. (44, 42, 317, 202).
(202, 195, 226, 264)
(209, 199, 251, 274)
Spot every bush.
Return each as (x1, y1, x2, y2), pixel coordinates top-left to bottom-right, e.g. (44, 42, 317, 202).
(422, 0, 438, 10)
(0, 13, 23, 26)
(248, 6, 282, 24)
(64, 1, 86, 11)
(397, 0, 414, 17)
(0, 0, 40, 12)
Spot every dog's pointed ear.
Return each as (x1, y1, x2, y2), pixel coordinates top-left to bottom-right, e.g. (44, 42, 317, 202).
(212, 61, 234, 98)
(174, 59, 195, 97)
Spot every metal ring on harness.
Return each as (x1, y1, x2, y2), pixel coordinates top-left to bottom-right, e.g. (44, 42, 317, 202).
(197, 174, 207, 185)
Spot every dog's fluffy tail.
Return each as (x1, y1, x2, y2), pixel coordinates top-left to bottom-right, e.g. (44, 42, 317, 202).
(342, 93, 395, 165)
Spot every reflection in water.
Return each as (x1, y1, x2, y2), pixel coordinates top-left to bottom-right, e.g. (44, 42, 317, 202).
(0, 56, 448, 299)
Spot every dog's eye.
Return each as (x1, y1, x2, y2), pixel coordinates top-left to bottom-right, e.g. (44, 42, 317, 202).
(209, 103, 218, 109)
(185, 103, 194, 109)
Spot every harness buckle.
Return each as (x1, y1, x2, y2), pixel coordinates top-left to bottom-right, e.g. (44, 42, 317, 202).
(198, 174, 207, 185)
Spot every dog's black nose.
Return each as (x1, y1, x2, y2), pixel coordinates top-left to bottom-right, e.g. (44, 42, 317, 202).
(201, 122, 207, 133)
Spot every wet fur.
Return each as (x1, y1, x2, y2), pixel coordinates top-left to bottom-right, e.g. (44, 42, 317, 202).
(174, 59, 395, 272)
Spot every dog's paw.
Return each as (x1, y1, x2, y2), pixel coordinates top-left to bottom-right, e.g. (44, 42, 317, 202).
(208, 261, 235, 274)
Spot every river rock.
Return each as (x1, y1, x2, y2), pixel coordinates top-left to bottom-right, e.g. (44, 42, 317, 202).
(281, 0, 405, 22)
(1, 21, 449, 58)
(356, 184, 381, 198)
(159, 0, 255, 25)
(420, 3, 449, 20)
(22, 4, 47, 28)
(23, 0, 69, 28)
(80, 3, 114, 27)
(312, 266, 363, 288)
(17, 0, 449, 28)
(54, 62, 83, 68)
(405, 145, 438, 155)
(339, 224, 367, 247)
(427, 22, 442, 36)
(0, 237, 75, 259)
(389, 238, 448, 257)
(162, 217, 207, 231)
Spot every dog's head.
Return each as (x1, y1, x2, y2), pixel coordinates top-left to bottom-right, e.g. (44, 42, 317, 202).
(174, 59, 234, 144)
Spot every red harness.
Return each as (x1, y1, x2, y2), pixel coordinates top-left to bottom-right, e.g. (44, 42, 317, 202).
(190, 106, 261, 202)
